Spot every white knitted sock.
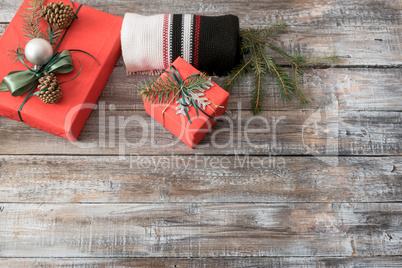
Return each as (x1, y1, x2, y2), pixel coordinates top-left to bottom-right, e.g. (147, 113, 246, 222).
(121, 13, 165, 75)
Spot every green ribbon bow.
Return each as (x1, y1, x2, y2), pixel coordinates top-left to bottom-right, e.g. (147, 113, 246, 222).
(0, 50, 74, 97)
(0, 2, 93, 122)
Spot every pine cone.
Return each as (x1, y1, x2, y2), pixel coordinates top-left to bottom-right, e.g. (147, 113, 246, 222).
(37, 72, 62, 104)
(41, 1, 75, 29)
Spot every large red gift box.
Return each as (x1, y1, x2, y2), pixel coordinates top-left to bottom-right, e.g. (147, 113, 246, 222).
(0, 0, 122, 141)
(143, 57, 230, 149)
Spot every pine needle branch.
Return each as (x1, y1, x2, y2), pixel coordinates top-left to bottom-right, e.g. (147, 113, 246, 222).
(21, 0, 45, 40)
(184, 72, 213, 91)
(293, 51, 339, 104)
(250, 42, 265, 114)
(299, 51, 340, 67)
(239, 31, 266, 46)
(45, 26, 64, 47)
(258, 22, 288, 38)
(223, 57, 253, 90)
(227, 23, 339, 114)
(293, 65, 309, 104)
(139, 74, 181, 104)
(8, 44, 26, 63)
(138, 72, 213, 105)
(259, 43, 294, 100)
(265, 42, 299, 66)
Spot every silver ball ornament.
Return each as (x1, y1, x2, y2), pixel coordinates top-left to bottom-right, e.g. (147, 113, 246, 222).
(25, 38, 53, 67)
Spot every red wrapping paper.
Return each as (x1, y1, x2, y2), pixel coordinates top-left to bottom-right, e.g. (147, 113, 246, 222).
(0, 0, 122, 141)
(143, 57, 230, 149)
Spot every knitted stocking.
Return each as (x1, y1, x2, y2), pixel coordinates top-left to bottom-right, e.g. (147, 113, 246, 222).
(121, 13, 241, 76)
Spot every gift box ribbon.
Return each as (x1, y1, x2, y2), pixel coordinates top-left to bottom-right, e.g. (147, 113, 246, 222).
(0, 50, 74, 97)
(0, 1, 97, 122)
(158, 65, 224, 126)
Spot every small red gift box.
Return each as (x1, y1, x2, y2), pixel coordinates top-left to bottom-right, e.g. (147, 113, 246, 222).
(0, 0, 122, 141)
(143, 57, 230, 149)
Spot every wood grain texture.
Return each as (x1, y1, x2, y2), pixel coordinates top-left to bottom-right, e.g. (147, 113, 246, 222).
(0, 0, 401, 265)
(0, 110, 400, 155)
(0, 0, 401, 66)
(0, 156, 400, 203)
(0, 203, 400, 257)
(0, 58, 400, 112)
(101, 67, 402, 112)
(1, 257, 402, 268)
(0, 24, 6, 34)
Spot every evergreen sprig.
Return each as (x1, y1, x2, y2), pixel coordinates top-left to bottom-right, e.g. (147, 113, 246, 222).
(7, 43, 26, 63)
(21, 0, 45, 40)
(139, 72, 213, 105)
(139, 71, 218, 123)
(224, 23, 340, 114)
(8, 0, 64, 62)
(139, 74, 181, 104)
(45, 25, 64, 46)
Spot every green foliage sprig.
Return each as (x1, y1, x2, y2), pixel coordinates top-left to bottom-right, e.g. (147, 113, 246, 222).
(139, 73, 182, 104)
(21, 0, 45, 40)
(7, 43, 25, 63)
(224, 23, 340, 114)
(45, 26, 63, 46)
(8, 0, 64, 62)
(139, 71, 221, 123)
(139, 72, 213, 105)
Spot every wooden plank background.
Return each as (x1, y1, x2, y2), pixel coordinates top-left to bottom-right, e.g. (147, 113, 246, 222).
(0, 0, 401, 267)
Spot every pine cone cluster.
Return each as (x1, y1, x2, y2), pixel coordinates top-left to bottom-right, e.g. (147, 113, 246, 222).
(37, 73, 62, 104)
(40, 1, 75, 29)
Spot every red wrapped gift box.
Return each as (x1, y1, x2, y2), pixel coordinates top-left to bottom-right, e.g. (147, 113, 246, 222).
(143, 57, 230, 149)
(0, 0, 122, 141)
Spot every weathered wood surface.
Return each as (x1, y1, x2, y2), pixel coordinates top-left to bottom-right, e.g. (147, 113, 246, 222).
(0, 0, 401, 266)
(0, 156, 400, 203)
(1, 0, 401, 67)
(0, 203, 400, 257)
(1, 257, 402, 268)
(1, 110, 401, 155)
(99, 67, 402, 111)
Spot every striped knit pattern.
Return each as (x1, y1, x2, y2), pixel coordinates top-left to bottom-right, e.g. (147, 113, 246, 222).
(122, 13, 240, 76)
(193, 15, 201, 69)
(162, 14, 170, 69)
(181, 14, 194, 64)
